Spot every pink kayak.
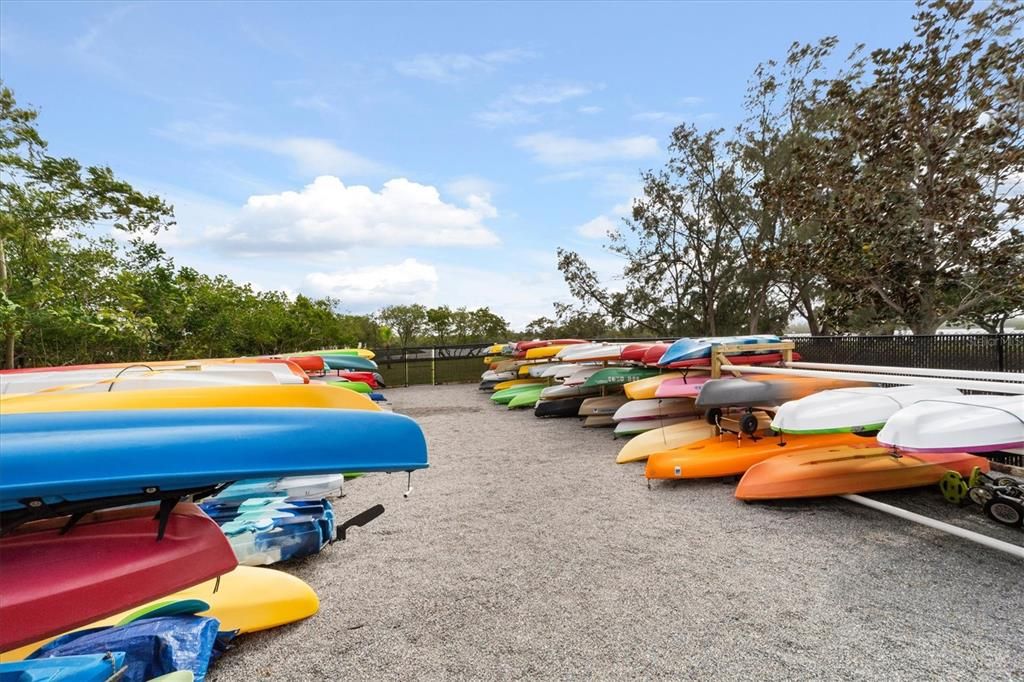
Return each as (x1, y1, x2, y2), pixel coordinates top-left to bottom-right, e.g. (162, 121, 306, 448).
(654, 375, 713, 398)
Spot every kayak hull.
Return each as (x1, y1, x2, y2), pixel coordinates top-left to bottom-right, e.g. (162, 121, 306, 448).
(534, 397, 587, 418)
(623, 372, 683, 400)
(770, 386, 963, 434)
(616, 420, 717, 463)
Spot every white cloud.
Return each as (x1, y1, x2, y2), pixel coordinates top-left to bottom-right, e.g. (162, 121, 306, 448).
(506, 82, 592, 105)
(577, 215, 618, 239)
(159, 122, 383, 177)
(474, 107, 539, 127)
(517, 132, 659, 165)
(475, 81, 594, 128)
(578, 105, 603, 115)
(632, 111, 684, 123)
(395, 48, 535, 82)
(679, 96, 705, 106)
(291, 95, 334, 112)
(305, 259, 439, 304)
(204, 176, 500, 254)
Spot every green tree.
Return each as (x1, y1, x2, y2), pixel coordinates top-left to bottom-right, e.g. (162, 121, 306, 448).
(378, 304, 426, 349)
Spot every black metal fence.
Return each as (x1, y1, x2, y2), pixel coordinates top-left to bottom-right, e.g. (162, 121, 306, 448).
(372, 334, 1023, 387)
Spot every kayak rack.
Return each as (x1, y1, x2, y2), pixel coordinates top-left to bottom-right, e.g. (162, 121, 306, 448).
(842, 494, 1024, 560)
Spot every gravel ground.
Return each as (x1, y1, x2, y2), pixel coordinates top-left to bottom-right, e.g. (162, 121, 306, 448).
(210, 384, 1023, 681)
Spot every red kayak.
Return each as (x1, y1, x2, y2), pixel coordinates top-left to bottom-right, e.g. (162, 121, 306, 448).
(663, 351, 801, 369)
(641, 344, 672, 366)
(276, 355, 325, 373)
(621, 343, 658, 362)
(0, 503, 237, 651)
(334, 371, 380, 388)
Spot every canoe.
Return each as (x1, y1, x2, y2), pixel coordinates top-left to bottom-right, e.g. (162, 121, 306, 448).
(579, 395, 631, 417)
(508, 386, 545, 409)
(877, 395, 1024, 453)
(641, 344, 672, 366)
(0, 408, 428, 514)
(321, 355, 378, 372)
(645, 432, 874, 480)
(694, 376, 862, 409)
(534, 396, 587, 418)
(491, 384, 548, 404)
(583, 415, 615, 427)
(0, 384, 377, 414)
(614, 416, 696, 437)
(539, 384, 602, 400)
(0, 503, 237, 652)
(735, 448, 990, 500)
(559, 343, 630, 363)
(623, 372, 683, 400)
(582, 367, 661, 388)
(770, 385, 963, 434)
(654, 375, 713, 398)
(657, 335, 780, 365)
(0, 653, 128, 680)
(328, 380, 373, 394)
(616, 419, 715, 463)
(613, 398, 699, 422)
(492, 378, 545, 392)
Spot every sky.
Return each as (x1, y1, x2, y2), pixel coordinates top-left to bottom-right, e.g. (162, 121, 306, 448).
(0, 1, 918, 328)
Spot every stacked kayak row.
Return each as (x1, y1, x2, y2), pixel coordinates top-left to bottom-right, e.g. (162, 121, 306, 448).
(0, 348, 427, 681)
(480, 337, 1023, 529)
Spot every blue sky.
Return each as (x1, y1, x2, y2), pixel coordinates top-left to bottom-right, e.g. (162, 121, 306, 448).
(1, 1, 916, 327)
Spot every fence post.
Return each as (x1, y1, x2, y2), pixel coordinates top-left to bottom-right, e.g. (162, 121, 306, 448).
(997, 333, 1005, 372)
(405, 350, 409, 387)
(431, 347, 436, 385)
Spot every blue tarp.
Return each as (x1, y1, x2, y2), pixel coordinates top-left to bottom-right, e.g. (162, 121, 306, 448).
(200, 496, 335, 565)
(29, 617, 230, 682)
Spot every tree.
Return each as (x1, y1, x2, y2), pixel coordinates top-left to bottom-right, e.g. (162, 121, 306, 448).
(0, 84, 174, 367)
(785, 0, 1024, 334)
(378, 304, 426, 349)
(424, 305, 453, 345)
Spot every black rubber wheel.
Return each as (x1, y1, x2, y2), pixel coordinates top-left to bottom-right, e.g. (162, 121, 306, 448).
(983, 497, 1024, 528)
(968, 487, 994, 507)
(705, 407, 722, 426)
(995, 477, 1020, 488)
(739, 413, 760, 435)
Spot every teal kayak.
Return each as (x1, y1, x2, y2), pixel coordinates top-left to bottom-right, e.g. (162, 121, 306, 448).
(322, 355, 378, 371)
(582, 367, 661, 388)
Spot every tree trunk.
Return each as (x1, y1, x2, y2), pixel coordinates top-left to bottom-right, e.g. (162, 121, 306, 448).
(0, 238, 13, 369)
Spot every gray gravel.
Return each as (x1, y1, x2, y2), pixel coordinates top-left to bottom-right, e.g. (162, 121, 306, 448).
(210, 384, 1024, 681)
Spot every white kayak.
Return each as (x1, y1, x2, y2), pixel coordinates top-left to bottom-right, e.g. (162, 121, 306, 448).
(562, 367, 605, 386)
(770, 385, 962, 434)
(0, 363, 302, 394)
(579, 395, 630, 416)
(614, 416, 695, 437)
(555, 343, 604, 360)
(540, 384, 602, 400)
(877, 395, 1024, 453)
(543, 363, 579, 379)
(0, 368, 283, 395)
(558, 343, 629, 363)
(612, 398, 699, 423)
(481, 370, 516, 382)
(525, 364, 563, 378)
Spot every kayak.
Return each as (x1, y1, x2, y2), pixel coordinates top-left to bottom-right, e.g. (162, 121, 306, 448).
(616, 419, 716, 463)
(295, 348, 375, 359)
(770, 385, 963, 434)
(613, 398, 699, 422)
(0, 384, 378, 414)
(534, 396, 587, 418)
(200, 497, 334, 566)
(0, 653, 128, 681)
(520, 364, 561, 378)
(579, 395, 631, 417)
(614, 416, 696, 437)
(322, 355, 378, 372)
(0, 408, 428, 514)
(0, 368, 289, 395)
(645, 432, 874, 480)
(0, 358, 309, 384)
(210, 474, 345, 501)
(663, 351, 797, 370)
(550, 363, 587, 380)
(562, 367, 605, 386)
(658, 335, 780, 365)
(620, 343, 658, 362)
(623, 372, 683, 400)
(492, 378, 545, 392)
(735, 448, 990, 500)
(331, 371, 381, 388)
(694, 376, 862, 409)
(539, 383, 602, 400)
(491, 384, 548, 404)
(328, 380, 373, 394)
(653, 375, 714, 398)
(481, 370, 516, 382)
(274, 355, 325, 372)
(559, 343, 629, 363)
(0, 565, 319, 661)
(877, 395, 1024, 453)
(523, 345, 571, 360)
(508, 386, 545, 409)
(582, 367, 661, 388)
(583, 415, 616, 427)
(640, 344, 672, 366)
(0, 503, 237, 652)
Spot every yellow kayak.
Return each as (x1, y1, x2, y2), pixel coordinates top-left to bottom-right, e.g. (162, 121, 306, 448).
(487, 343, 506, 354)
(523, 345, 568, 360)
(0, 383, 378, 414)
(616, 418, 716, 463)
(492, 378, 546, 392)
(623, 372, 684, 400)
(1, 566, 318, 660)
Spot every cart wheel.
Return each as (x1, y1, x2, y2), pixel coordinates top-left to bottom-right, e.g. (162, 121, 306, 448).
(939, 472, 968, 504)
(705, 408, 722, 426)
(968, 486, 994, 507)
(983, 497, 1024, 528)
(995, 477, 1020, 488)
(967, 466, 985, 489)
(739, 413, 760, 436)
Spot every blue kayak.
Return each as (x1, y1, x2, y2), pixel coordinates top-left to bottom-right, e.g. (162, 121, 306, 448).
(0, 653, 127, 681)
(322, 355, 378, 371)
(657, 334, 780, 365)
(0, 408, 427, 512)
(200, 496, 335, 566)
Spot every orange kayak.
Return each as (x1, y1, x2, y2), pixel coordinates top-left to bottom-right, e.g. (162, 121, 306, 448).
(645, 432, 874, 480)
(735, 448, 990, 500)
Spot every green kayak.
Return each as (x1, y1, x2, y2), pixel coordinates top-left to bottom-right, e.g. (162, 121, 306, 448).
(322, 355, 378, 371)
(491, 384, 547, 404)
(582, 367, 661, 388)
(507, 386, 545, 409)
(328, 380, 373, 394)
